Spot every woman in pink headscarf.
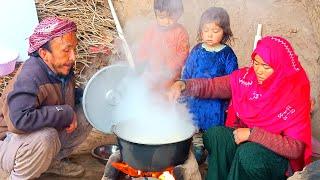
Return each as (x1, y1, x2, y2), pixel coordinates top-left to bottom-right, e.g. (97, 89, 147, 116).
(169, 36, 311, 179)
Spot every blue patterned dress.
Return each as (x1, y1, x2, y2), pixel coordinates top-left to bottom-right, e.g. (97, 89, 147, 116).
(182, 43, 238, 130)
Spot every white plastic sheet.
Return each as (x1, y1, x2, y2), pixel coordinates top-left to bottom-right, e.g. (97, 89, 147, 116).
(0, 0, 38, 62)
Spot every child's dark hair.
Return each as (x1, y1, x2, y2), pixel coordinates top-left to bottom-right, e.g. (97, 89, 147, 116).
(197, 7, 233, 44)
(154, 0, 184, 20)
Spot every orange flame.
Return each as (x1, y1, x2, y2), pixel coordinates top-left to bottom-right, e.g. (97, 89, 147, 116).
(112, 162, 174, 178)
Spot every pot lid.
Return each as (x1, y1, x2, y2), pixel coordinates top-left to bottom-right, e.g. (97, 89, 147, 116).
(82, 64, 130, 133)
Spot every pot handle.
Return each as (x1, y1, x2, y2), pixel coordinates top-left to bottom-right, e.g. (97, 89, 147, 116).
(111, 124, 116, 133)
(105, 88, 122, 133)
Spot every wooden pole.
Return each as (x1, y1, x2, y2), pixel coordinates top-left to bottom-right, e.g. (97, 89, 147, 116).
(107, 0, 135, 69)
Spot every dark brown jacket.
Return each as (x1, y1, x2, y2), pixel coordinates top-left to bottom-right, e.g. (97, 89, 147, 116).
(0, 57, 75, 139)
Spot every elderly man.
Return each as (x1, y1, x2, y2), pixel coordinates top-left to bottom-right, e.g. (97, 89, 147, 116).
(0, 17, 92, 179)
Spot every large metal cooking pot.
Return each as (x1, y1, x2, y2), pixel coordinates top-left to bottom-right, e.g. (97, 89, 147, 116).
(113, 120, 194, 171)
(116, 135, 192, 172)
(82, 64, 195, 172)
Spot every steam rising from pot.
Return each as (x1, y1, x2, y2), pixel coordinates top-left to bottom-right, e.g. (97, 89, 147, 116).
(112, 74, 195, 145)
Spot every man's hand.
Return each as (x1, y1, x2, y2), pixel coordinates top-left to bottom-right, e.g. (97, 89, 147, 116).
(167, 80, 186, 102)
(66, 112, 77, 133)
(233, 128, 251, 145)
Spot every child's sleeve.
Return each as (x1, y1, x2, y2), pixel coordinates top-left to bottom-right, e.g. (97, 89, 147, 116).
(176, 29, 190, 64)
(169, 28, 190, 80)
(225, 48, 239, 74)
(136, 26, 153, 64)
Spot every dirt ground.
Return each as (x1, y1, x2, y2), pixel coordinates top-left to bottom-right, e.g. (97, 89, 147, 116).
(40, 153, 105, 180)
(40, 130, 117, 180)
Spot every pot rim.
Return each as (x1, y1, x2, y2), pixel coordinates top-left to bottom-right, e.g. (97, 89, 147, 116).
(115, 132, 194, 145)
(113, 124, 196, 145)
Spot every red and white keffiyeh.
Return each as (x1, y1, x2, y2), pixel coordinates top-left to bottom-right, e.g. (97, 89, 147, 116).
(28, 16, 77, 54)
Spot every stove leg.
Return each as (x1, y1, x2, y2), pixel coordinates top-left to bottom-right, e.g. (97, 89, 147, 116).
(101, 150, 122, 180)
(173, 151, 202, 180)
(173, 165, 184, 180)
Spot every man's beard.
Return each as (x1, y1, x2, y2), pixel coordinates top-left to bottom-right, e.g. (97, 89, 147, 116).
(53, 63, 73, 77)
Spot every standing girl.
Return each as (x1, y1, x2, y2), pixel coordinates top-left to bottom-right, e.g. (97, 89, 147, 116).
(136, 0, 189, 91)
(182, 7, 238, 131)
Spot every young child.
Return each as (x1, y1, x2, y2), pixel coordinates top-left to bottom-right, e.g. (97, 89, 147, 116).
(182, 7, 238, 131)
(136, 0, 189, 91)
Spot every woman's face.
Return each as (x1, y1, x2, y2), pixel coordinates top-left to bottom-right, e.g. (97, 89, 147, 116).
(201, 22, 224, 48)
(253, 54, 274, 84)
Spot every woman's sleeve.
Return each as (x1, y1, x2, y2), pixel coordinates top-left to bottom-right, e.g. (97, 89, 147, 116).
(248, 127, 305, 159)
(182, 75, 232, 99)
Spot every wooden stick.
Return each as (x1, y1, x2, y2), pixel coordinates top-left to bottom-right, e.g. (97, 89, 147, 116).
(107, 0, 135, 69)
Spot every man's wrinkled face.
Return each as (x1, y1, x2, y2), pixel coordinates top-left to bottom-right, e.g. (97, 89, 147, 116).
(41, 31, 78, 76)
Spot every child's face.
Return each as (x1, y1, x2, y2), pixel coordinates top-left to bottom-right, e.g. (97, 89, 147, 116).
(155, 10, 175, 27)
(201, 22, 224, 47)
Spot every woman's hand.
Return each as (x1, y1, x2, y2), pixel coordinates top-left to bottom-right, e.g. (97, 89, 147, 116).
(233, 128, 251, 145)
(167, 80, 186, 102)
(66, 112, 78, 133)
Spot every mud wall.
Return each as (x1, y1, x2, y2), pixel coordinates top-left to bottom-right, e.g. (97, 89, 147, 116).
(113, 0, 320, 139)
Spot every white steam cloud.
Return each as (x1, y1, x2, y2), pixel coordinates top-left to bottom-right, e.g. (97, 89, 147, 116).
(112, 73, 195, 145)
